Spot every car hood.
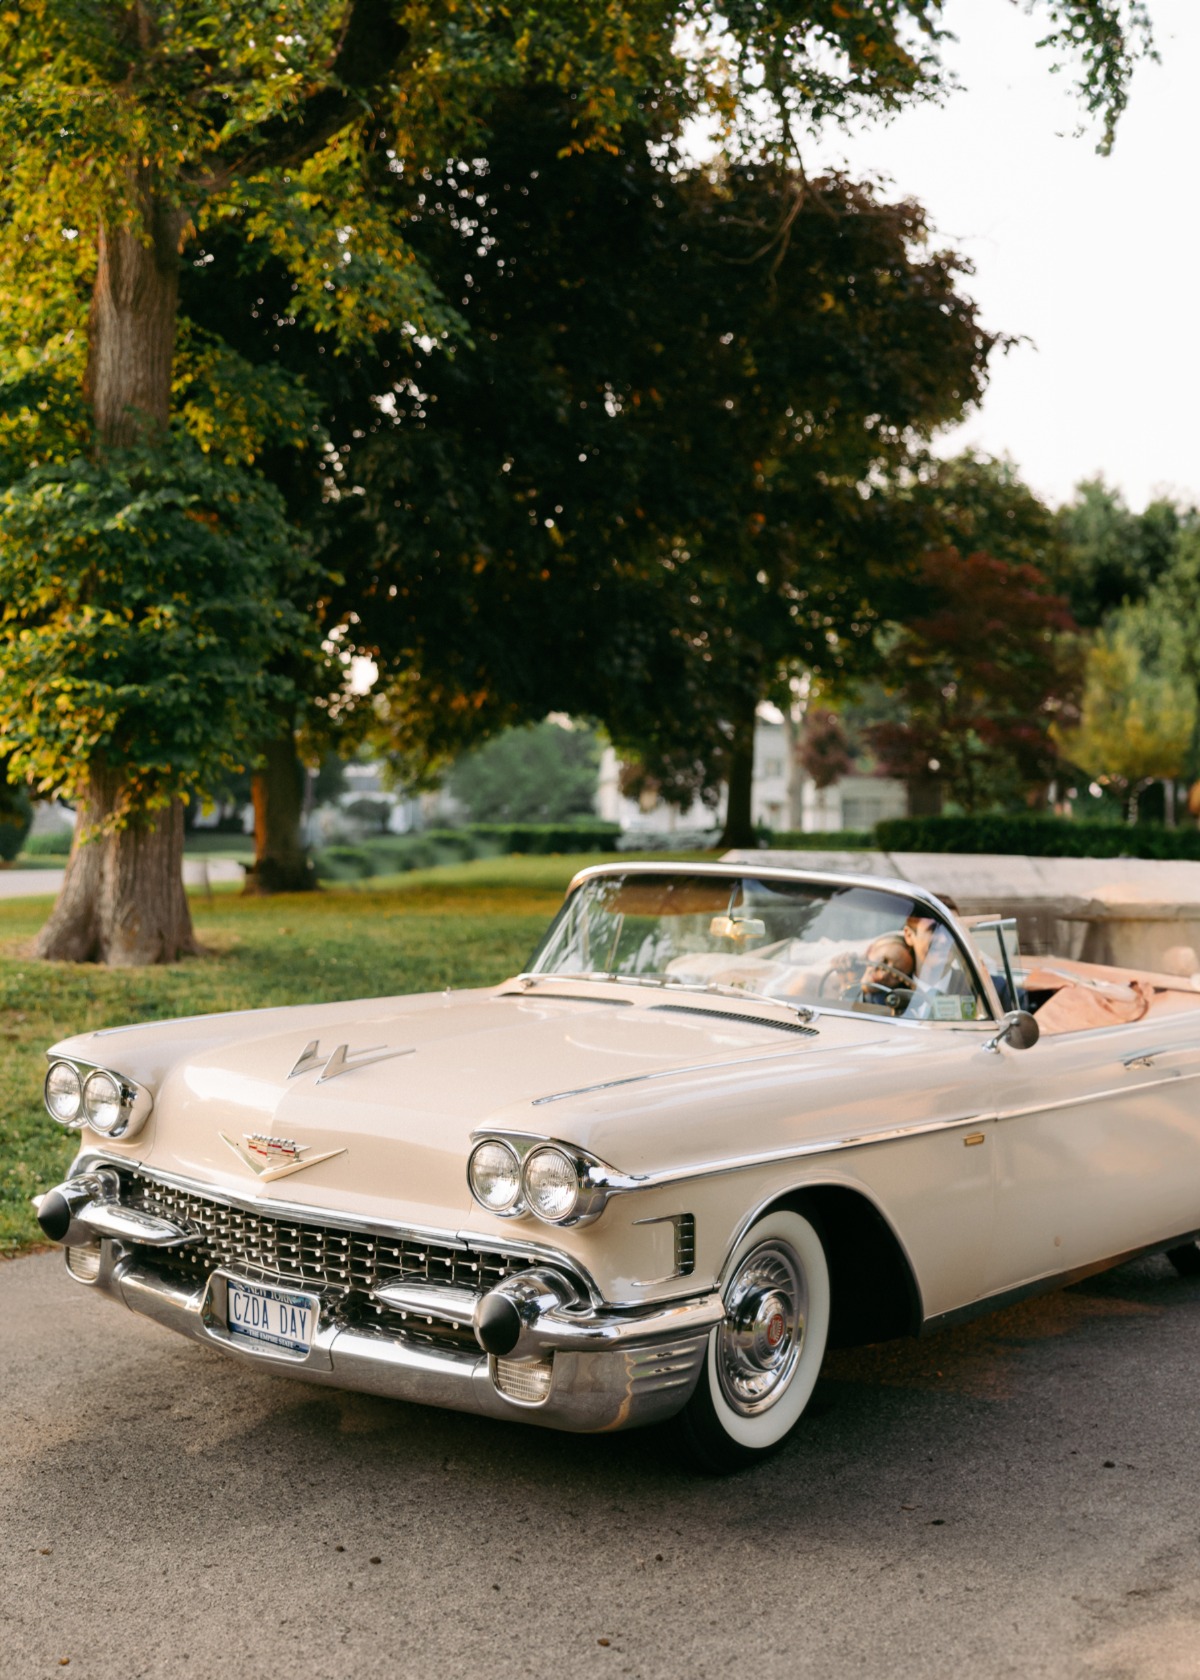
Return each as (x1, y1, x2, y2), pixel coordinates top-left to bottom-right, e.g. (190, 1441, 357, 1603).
(55, 985, 876, 1227)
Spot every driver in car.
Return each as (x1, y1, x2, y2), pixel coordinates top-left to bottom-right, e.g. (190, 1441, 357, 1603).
(828, 933, 917, 1010)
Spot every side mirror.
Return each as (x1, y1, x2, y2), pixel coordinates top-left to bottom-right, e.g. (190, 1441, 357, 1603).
(987, 1009, 1040, 1052)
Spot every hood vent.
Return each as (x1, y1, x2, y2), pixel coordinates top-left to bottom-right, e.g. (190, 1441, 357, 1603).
(649, 1004, 818, 1037)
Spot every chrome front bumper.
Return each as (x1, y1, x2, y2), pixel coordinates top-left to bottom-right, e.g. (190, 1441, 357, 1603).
(60, 1237, 719, 1435)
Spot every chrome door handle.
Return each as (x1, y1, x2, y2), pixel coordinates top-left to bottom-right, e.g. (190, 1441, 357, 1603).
(1123, 1043, 1200, 1071)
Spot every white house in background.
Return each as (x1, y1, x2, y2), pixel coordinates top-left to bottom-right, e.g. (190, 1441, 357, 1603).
(597, 704, 907, 836)
(28, 800, 76, 838)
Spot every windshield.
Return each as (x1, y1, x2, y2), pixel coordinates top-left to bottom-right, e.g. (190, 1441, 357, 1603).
(528, 872, 990, 1022)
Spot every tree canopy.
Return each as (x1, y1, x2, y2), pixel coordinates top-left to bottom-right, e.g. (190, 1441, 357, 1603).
(323, 109, 997, 844)
(1054, 612, 1196, 820)
(0, 0, 1160, 956)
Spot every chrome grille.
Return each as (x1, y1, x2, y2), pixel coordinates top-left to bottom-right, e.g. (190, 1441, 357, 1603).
(120, 1170, 530, 1350)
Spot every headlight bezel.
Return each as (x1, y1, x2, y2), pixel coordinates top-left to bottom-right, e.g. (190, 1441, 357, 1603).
(523, 1146, 582, 1223)
(466, 1139, 524, 1216)
(82, 1067, 126, 1135)
(44, 1060, 84, 1127)
(42, 1056, 150, 1141)
(466, 1131, 619, 1227)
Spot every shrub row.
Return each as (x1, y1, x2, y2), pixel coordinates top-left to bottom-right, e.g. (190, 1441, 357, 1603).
(464, 822, 620, 854)
(17, 825, 69, 859)
(873, 815, 1200, 860)
(760, 829, 876, 851)
(314, 822, 622, 882)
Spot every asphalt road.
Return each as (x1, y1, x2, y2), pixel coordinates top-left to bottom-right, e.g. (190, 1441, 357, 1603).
(3, 1249, 1199, 1680)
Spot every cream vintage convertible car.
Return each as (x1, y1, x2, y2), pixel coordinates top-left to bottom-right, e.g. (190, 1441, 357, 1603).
(34, 863, 1200, 1471)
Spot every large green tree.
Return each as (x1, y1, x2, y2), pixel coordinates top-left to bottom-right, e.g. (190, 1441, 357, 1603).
(0, 2, 1155, 952)
(329, 123, 995, 845)
(1054, 608, 1195, 823)
(1056, 478, 1190, 627)
(0, 2, 680, 958)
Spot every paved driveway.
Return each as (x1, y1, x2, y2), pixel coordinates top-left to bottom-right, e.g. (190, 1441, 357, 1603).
(3, 1249, 1199, 1679)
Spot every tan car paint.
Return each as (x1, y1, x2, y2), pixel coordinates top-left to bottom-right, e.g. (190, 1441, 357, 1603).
(53, 980, 1004, 1316)
(52, 960, 1200, 1323)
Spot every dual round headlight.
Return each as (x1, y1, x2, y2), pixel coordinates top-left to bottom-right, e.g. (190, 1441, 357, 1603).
(45, 1061, 84, 1125)
(467, 1140, 584, 1225)
(467, 1140, 523, 1213)
(43, 1062, 130, 1136)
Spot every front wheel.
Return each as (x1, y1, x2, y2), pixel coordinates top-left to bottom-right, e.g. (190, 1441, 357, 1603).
(678, 1207, 831, 1474)
(1167, 1241, 1200, 1277)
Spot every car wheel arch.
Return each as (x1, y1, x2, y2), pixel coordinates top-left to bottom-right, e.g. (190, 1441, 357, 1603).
(720, 1183, 923, 1348)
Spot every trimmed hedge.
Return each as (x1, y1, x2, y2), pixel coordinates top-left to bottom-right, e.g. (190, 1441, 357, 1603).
(315, 831, 476, 881)
(874, 815, 1200, 861)
(762, 830, 876, 851)
(313, 822, 622, 882)
(464, 822, 620, 854)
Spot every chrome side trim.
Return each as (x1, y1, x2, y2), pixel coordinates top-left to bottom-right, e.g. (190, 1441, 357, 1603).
(995, 1067, 1200, 1124)
(552, 1112, 993, 1198)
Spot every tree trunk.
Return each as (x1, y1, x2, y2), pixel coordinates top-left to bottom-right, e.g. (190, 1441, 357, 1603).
(35, 771, 199, 965)
(243, 733, 318, 895)
(86, 168, 184, 450)
(36, 170, 196, 965)
(719, 705, 759, 850)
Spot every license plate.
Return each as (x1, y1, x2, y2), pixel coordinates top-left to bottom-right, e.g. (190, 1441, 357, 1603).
(226, 1278, 318, 1357)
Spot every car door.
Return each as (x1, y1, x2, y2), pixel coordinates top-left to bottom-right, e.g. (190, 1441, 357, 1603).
(986, 1016, 1200, 1296)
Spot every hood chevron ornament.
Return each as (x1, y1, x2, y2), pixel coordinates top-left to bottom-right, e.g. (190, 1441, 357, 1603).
(288, 1039, 415, 1082)
(220, 1132, 347, 1183)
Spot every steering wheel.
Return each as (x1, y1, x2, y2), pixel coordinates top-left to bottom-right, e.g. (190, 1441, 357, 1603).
(817, 963, 858, 999)
(817, 961, 914, 1010)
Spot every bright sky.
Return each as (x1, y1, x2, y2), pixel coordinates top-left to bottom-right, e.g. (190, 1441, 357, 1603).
(806, 0, 1200, 514)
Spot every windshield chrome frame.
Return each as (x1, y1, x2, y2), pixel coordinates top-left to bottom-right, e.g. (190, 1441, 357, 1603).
(529, 861, 1003, 1028)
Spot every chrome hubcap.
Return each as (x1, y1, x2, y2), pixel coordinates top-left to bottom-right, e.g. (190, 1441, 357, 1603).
(717, 1241, 806, 1415)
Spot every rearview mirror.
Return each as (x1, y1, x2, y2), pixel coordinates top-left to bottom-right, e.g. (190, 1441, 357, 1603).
(987, 1009, 1040, 1052)
(709, 914, 767, 942)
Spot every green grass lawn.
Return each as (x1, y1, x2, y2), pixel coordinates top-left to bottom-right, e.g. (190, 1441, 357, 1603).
(0, 850, 713, 1256)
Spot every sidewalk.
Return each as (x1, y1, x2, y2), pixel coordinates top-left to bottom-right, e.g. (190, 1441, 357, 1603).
(0, 857, 246, 899)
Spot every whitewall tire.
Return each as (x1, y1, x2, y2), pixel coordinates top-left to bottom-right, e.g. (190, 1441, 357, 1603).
(678, 1206, 831, 1473)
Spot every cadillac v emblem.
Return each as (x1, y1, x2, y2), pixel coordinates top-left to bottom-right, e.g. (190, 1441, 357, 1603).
(220, 1131, 347, 1183)
(288, 1038, 415, 1082)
